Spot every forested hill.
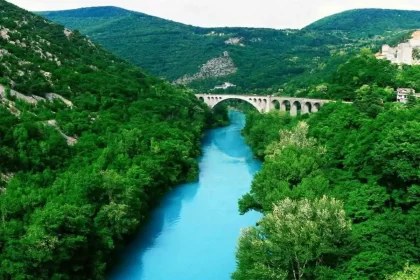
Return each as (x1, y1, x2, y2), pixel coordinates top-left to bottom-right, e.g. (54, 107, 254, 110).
(305, 8, 420, 35)
(38, 7, 358, 94)
(39, 7, 419, 94)
(0, 0, 216, 279)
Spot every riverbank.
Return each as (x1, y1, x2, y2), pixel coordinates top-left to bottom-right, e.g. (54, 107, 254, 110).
(110, 111, 262, 280)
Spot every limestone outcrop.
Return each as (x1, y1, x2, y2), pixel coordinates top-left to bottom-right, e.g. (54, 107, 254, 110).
(174, 52, 237, 85)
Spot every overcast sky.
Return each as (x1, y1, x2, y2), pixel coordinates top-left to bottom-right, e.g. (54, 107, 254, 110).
(7, 0, 420, 29)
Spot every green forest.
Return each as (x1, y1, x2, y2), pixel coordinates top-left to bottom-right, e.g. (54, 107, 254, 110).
(0, 1, 226, 279)
(235, 53, 420, 279)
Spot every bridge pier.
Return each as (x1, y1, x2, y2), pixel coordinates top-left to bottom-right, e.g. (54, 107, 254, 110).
(290, 105, 297, 116)
(279, 101, 287, 112)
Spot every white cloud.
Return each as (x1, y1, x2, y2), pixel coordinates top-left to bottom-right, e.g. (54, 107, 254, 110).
(7, 0, 420, 29)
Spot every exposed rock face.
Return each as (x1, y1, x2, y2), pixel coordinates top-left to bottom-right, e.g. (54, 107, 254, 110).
(0, 26, 10, 40)
(46, 93, 73, 107)
(174, 52, 237, 85)
(45, 119, 78, 145)
(0, 84, 45, 104)
(225, 37, 245, 46)
(0, 19, 70, 82)
(0, 48, 9, 57)
(64, 28, 73, 38)
(1, 172, 14, 183)
(1, 172, 14, 193)
(0, 85, 77, 145)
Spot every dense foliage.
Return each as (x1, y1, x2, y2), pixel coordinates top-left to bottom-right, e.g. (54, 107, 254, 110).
(234, 196, 351, 280)
(386, 264, 420, 280)
(295, 50, 420, 101)
(236, 54, 420, 279)
(0, 1, 222, 279)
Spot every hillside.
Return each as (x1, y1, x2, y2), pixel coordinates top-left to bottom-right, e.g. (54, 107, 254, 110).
(39, 7, 362, 94)
(305, 8, 420, 36)
(39, 7, 420, 94)
(0, 0, 215, 279)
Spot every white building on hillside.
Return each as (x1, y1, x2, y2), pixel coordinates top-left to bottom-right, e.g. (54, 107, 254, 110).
(214, 82, 236, 90)
(396, 88, 420, 103)
(377, 31, 420, 65)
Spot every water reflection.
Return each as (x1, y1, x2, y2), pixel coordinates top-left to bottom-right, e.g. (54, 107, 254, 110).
(110, 111, 262, 280)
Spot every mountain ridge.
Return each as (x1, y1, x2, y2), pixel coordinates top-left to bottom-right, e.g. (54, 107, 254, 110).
(305, 8, 420, 33)
(38, 7, 420, 94)
(39, 6, 359, 93)
(40, 7, 420, 32)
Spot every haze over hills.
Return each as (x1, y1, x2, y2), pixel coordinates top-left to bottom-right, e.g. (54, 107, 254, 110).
(39, 7, 420, 94)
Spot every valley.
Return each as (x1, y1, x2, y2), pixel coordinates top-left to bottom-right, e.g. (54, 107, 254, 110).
(1, 1, 420, 279)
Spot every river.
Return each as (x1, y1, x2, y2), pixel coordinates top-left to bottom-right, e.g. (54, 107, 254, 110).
(110, 111, 262, 280)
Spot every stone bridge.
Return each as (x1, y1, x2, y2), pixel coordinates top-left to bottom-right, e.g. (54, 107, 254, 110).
(195, 94, 331, 115)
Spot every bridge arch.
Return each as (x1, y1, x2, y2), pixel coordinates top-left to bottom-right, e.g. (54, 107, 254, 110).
(196, 94, 269, 113)
(302, 102, 312, 114)
(312, 102, 321, 113)
(281, 100, 291, 112)
(212, 96, 263, 112)
(271, 99, 281, 110)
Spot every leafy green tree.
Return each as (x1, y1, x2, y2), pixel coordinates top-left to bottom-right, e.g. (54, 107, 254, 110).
(386, 264, 420, 280)
(239, 121, 327, 214)
(233, 196, 351, 280)
(406, 93, 417, 108)
(353, 85, 387, 118)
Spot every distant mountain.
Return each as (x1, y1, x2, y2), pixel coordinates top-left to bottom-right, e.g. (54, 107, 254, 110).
(305, 9, 420, 35)
(38, 7, 357, 93)
(39, 7, 419, 94)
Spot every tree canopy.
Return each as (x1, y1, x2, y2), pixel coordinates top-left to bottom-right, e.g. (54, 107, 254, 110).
(237, 52, 420, 279)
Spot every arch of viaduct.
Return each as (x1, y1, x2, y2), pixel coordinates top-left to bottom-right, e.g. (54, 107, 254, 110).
(195, 94, 331, 115)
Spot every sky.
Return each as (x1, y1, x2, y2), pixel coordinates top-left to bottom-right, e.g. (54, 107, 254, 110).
(7, 0, 420, 29)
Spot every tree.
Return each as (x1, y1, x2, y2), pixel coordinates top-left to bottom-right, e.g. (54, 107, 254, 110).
(233, 196, 351, 280)
(386, 264, 420, 280)
(265, 121, 325, 158)
(406, 92, 417, 108)
(353, 85, 387, 118)
(239, 121, 328, 214)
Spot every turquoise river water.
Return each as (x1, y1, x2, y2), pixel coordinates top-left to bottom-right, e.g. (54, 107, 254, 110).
(110, 111, 262, 280)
